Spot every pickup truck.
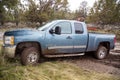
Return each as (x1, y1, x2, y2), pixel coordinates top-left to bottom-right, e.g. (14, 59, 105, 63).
(3, 20, 116, 65)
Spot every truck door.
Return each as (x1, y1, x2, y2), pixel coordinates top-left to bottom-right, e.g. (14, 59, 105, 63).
(73, 22, 88, 53)
(45, 21, 73, 54)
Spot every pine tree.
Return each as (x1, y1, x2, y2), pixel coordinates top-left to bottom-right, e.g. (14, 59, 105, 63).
(24, 0, 69, 25)
(88, 0, 119, 24)
(0, 0, 18, 25)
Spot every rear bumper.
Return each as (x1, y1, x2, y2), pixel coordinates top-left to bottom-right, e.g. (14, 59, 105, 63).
(2, 45, 16, 58)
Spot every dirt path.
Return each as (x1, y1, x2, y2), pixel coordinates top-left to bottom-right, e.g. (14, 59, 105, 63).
(45, 43, 120, 76)
(68, 53, 120, 76)
(46, 51, 120, 77)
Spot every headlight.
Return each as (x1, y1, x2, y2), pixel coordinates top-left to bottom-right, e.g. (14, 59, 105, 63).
(4, 36, 14, 45)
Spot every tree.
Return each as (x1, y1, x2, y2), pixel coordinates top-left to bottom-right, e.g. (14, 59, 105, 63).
(114, 0, 120, 24)
(0, 0, 18, 25)
(74, 1, 88, 20)
(24, 0, 69, 25)
(87, 1, 100, 23)
(88, 0, 119, 24)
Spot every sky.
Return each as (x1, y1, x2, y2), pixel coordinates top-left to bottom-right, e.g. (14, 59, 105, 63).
(68, 0, 96, 11)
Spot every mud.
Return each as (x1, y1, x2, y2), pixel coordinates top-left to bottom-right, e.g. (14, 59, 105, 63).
(45, 43, 120, 76)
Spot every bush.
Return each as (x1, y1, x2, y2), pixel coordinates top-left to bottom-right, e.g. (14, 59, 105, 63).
(0, 41, 5, 66)
(108, 30, 120, 40)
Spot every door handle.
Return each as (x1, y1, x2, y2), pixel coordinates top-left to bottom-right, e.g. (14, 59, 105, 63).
(66, 36, 72, 39)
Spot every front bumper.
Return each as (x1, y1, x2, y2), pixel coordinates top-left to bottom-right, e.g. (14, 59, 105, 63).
(2, 45, 16, 58)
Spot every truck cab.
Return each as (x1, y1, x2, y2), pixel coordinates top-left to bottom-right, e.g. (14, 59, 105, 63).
(40, 20, 88, 54)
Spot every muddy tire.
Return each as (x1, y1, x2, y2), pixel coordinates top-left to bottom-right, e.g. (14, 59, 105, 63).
(94, 46, 108, 59)
(21, 47, 40, 65)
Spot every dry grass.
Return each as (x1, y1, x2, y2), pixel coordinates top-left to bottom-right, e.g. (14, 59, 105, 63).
(0, 61, 120, 80)
(0, 37, 120, 80)
(0, 41, 3, 54)
(0, 28, 120, 80)
(0, 41, 5, 66)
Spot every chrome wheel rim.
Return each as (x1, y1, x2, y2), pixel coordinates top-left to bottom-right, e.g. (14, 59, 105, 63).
(27, 52, 38, 63)
(99, 49, 106, 58)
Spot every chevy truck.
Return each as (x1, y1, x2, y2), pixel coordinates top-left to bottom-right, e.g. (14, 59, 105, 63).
(3, 20, 116, 65)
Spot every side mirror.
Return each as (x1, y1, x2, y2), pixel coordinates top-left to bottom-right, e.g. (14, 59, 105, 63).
(55, 26, 61, 35)
(49, 29, 54, 34)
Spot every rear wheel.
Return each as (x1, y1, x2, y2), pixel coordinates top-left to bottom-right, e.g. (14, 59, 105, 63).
(21, 47, 40, 65)
(94, 46, 108, 59)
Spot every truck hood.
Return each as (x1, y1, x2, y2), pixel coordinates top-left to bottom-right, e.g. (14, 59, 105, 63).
(4, 29, 45, 45)
(4, 29, 42, 36)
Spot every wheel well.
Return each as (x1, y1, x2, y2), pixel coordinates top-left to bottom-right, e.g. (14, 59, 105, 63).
(99, 42, 110, 50)
(15, 42, 42, 57)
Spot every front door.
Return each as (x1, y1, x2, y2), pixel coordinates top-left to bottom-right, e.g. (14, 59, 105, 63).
(45, 21, 73, 54)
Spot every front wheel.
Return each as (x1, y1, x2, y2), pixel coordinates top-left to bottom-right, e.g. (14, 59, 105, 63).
(94, 46, 108, 59)
(21, 47, 40, 65)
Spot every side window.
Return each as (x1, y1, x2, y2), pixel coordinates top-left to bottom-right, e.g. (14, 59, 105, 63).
(74, 23, 83, 34)
(54, 22, 72, 34)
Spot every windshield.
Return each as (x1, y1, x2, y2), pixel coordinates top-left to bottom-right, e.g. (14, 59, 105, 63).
(38, 21, 56, 31)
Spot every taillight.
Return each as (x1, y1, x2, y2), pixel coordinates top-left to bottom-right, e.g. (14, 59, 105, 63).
(114, 37, 116, 44)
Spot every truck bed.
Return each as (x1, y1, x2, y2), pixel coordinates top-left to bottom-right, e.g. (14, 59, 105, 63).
(86, 33, 115, 52)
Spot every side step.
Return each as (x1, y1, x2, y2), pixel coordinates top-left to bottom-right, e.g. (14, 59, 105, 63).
(44, 53, 85, 58)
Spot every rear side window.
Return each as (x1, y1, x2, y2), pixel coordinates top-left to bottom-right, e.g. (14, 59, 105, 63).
(74, 23, 83, 34)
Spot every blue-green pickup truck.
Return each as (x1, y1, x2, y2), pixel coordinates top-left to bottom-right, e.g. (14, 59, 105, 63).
(3, 20, 116, 65)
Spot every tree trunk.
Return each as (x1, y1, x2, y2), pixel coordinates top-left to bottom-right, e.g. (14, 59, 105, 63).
(39, 21, 43, 26)
(0, 10, 4, 25)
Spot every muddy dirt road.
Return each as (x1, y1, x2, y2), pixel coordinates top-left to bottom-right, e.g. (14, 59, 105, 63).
(45, 43, 120, 76)
(46, 51, 120, 76)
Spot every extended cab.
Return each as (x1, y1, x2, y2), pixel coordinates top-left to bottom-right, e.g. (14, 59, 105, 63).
(3, 20, 116, 65)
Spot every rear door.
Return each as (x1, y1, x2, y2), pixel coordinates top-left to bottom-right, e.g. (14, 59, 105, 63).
(73, 22, 88, 53)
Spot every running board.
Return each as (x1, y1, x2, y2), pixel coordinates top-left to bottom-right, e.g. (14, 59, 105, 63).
(44, 53, 85, 58)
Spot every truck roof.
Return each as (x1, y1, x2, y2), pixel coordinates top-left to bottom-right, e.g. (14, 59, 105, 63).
(53, 19, 85, 24)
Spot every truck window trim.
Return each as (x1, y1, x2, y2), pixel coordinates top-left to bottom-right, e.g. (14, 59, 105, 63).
(52, 21, 72, 34)
(74, 22, 84, 34)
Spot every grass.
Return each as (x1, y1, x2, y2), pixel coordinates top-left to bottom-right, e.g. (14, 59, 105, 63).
(0, 30, 120, 80)
(0, 41, 120, 80)
(0, 41, 2, 53)
(0, 62, 120, 80)
(0, 41, 5, 66)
